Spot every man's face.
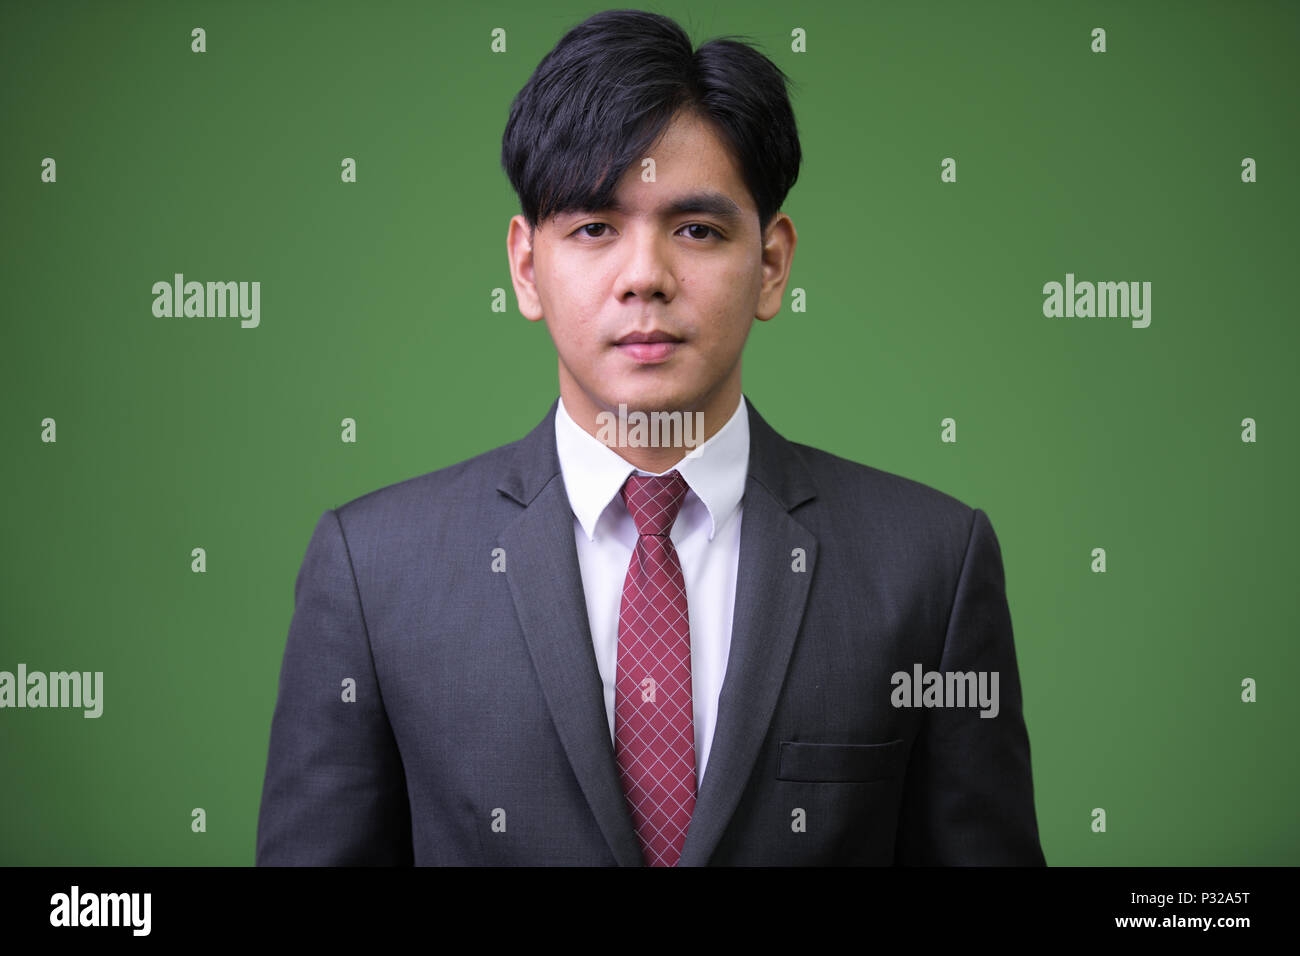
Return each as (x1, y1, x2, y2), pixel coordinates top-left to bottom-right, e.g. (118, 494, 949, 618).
(508, 109, 795, 436)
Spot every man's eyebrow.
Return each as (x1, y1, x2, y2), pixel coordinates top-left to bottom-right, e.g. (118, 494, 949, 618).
(574, 191, 745, 225)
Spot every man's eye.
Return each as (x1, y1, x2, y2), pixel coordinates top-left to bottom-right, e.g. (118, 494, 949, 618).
(680, 223, 719, 240)
(571, 223, 720, 240)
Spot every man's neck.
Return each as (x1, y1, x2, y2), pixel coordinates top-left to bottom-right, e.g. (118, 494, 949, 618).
(560, 382, 741, 473)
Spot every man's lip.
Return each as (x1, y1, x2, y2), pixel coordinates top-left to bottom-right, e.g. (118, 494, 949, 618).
(614, 330, 683, 345)
(615, 340, 680, 363)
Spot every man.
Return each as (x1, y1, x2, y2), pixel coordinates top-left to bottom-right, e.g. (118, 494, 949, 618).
(256, 9, 1046, 866)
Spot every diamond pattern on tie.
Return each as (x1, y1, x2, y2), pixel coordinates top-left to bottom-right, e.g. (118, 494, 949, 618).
(615, 469, 697, 866)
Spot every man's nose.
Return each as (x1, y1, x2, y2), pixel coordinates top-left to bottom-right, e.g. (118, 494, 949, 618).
(617, 225, 675, 301)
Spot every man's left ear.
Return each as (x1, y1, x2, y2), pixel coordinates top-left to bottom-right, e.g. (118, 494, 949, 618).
(756, 212, 797, 321)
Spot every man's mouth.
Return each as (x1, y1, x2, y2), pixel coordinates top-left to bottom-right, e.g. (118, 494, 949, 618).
(614, 329, 683, 364)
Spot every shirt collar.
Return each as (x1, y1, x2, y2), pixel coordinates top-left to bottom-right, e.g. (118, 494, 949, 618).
(554, 393, 750, 542)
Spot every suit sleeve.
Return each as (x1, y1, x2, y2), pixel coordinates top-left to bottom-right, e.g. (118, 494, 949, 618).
(256, 508, 414, 865)
(893, 507, 1047, 865)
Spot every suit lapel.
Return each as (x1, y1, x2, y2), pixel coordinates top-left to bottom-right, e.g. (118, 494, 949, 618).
(677, 397, 818, 865)
(497, 400, 643, 866)
(496, 395, 819, 867)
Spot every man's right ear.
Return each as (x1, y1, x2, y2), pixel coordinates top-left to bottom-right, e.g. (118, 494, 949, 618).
(506, 215, 545, 322)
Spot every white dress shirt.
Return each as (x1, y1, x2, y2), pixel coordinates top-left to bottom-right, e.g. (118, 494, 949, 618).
(554, 393, 749, 787)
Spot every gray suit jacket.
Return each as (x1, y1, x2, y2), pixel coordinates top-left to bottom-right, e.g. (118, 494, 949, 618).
(256, 395, 1046, 865)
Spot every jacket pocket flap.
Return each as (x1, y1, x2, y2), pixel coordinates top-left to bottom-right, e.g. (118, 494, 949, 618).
(777, 738, 906, 782)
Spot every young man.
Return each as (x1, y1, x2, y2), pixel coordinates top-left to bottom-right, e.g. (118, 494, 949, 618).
(256, 9, 1046, 866)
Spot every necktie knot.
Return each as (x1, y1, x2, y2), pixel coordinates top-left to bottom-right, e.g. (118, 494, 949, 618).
(621, 470, 689, 537)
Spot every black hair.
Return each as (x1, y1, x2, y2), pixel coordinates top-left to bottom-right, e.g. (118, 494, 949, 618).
(501, 9, 801, 242)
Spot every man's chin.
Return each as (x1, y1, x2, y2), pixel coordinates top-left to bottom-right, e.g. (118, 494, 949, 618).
(598, 386, 697, 416)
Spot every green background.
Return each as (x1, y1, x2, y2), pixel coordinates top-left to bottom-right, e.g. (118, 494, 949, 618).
(2, 0, 1296, 865)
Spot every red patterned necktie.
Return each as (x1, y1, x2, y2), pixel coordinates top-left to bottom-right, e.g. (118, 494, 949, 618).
(615, 470, 697, 867)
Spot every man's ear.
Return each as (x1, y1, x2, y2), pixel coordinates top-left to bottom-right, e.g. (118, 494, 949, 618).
(755, 212, 797, 322)
(507, 215, 545, 322)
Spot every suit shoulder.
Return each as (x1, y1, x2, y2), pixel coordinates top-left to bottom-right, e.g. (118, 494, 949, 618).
(785, 439, 978, 538)
(330, 433, 524, 524)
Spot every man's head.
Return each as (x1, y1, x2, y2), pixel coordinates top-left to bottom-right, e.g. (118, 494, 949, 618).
(502, 9, 801, 456)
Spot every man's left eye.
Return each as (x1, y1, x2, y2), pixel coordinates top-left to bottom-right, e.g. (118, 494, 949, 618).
(680, 224, 718, 240)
